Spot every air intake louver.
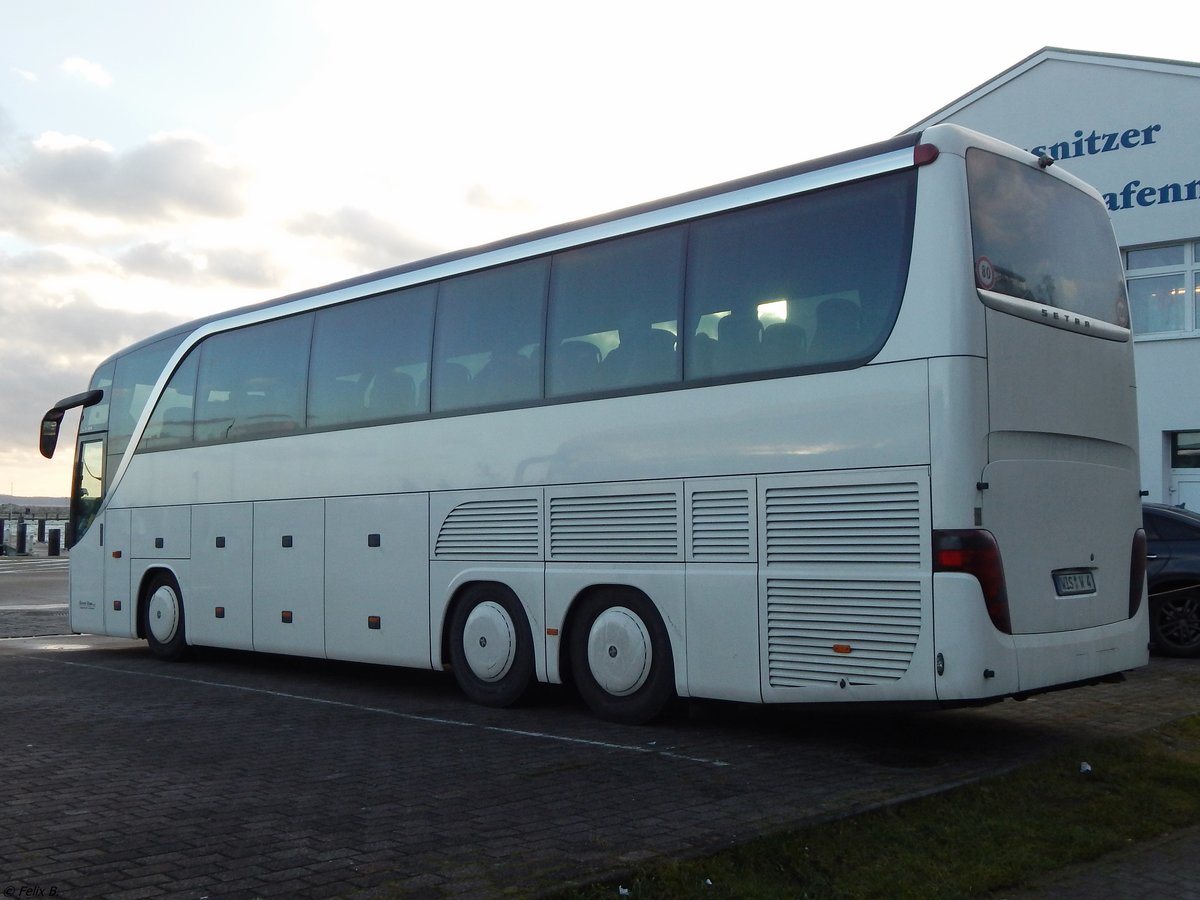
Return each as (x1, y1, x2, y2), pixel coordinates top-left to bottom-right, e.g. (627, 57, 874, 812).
(690, 488, 753, 560)
(764, 481, 922, 567)
(435, 497, 540, 559)
(549, 491, 679, 561)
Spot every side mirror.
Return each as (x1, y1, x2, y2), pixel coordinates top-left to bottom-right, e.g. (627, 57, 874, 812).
(39, 409, 65, 459)
(38, 389, 104, 459)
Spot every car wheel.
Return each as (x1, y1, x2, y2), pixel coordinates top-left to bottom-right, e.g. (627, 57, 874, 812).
(1149, 587, 1200, 658)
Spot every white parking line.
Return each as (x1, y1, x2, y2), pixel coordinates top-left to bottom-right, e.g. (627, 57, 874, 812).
(48, 657, 731, 768)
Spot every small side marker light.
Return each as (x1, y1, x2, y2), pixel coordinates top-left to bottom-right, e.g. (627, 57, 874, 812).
(833, 643, 852, 655)
(546, 628, 560, 637)
(368, 616, 381, 630)
(215, 607, 225, 619)
(281, 610, 293, 624)
(113, 600, 122, 611)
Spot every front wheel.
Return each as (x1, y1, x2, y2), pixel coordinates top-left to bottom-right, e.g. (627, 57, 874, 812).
(447, 584, 535, 707)
(569, 589, 675, 725)
(143, 572, 189, 661)
(1150, 588, 1200, 658)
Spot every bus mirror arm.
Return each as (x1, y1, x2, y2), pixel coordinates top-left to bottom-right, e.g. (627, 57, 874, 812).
(39, 389, 104, 459)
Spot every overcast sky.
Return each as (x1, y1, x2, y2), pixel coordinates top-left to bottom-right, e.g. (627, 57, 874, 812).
(3, 0, 1197, 497)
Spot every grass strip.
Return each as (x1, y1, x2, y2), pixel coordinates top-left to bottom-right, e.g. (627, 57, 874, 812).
(557, 713, 1200, 899)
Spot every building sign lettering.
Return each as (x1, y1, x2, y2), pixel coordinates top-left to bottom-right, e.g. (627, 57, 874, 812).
(1024, 123, 1198, 212)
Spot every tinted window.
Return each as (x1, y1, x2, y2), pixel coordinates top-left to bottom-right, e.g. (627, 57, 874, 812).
(968, 149, 1128, 327)
(309, 285, 436, 428)
(140, 352, 198, 451)
(107, 334, 185, 480)
(193, 315, 313, 444)
(432, 260, 546, 412)
(547, 227, 685, 397)
(1146, 510, 1200, 542)
(685, 172, 915, 380)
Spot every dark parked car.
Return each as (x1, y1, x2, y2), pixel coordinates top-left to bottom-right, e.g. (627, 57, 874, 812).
(1142, 503, 1200, 658)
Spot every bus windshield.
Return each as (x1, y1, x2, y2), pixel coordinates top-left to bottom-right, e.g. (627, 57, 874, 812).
(967, 148, 1129, 328)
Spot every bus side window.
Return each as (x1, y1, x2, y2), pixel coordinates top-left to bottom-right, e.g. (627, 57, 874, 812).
(140, 352, 198, 451)
(433, 260, 546, 413)
(546, 226, 685, 398)
(309, 285, 435, 428)
(194, 315, 312, 444)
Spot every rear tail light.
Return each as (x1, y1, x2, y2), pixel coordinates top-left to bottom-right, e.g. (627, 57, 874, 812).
(1129, 528, 1147, 618)
(933, 529, 1011, 634)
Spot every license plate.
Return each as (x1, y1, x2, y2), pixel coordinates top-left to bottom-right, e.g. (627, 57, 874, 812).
(1053, 571, 1096, 596)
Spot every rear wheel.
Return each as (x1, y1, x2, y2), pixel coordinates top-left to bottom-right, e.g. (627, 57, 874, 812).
(143, 572, 188, 661)
(447, 584, 535, 707)
(569, 589, 675, 725)
(1150, 587, 1200, 658)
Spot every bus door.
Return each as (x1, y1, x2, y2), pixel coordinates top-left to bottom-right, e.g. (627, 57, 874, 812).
(68, 435, 107, 634)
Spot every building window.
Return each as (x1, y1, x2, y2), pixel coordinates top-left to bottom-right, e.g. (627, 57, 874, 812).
(1126, 240, 1200, 337)
(1171, 432, 1200, 469)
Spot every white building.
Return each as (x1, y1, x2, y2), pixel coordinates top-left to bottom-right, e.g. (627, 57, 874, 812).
(909, 48, 1200, 507)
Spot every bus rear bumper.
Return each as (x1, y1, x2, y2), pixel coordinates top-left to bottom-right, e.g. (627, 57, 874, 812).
(933, 573, 1149, 703)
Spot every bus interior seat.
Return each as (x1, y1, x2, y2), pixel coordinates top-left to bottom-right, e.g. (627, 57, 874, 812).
(715, 310, 763, 374)
(367, 369, 417, 418)
(553, 339, 601, 395)
(604, 327, 676, 388)
(476, 349, 538, 404)
(762, 322, 807, 369)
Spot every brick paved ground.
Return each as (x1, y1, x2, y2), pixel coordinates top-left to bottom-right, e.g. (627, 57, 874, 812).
(1, 626, 1197, 899)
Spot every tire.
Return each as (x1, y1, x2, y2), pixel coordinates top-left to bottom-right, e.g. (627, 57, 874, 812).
(568, 589, 675, 725)
(1149, 587, 1200, 658)
(143, 571, 189, 661)
(447, 583, 535, 707)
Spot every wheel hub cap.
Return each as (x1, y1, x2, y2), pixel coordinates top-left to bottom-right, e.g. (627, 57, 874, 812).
(147, 586, 179, 644)
(462, 601, 516, 682)
(587, 607, 652, 696)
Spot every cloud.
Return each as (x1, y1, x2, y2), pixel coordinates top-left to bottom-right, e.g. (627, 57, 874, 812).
(465, 184, 534, 214)
(0, 287, 183, 451)
(289, 206, 442, 271)
(1, 130, 247, 241)
(61, 57, 113, 87)
(12, 68, 37, 83)
(118, 241, 280, 288)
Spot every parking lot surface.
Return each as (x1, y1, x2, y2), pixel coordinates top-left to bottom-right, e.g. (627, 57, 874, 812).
(2, 558, 1199, 898)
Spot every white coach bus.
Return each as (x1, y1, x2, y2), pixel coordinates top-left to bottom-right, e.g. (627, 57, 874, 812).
(41, 123, 1148, 723)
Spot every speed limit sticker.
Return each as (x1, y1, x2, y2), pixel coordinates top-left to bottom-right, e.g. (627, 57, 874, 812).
(975, 256, 996, 289)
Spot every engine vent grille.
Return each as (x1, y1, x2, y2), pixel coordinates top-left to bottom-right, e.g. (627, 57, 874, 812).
(766, 578, 922, 687)
(764, 481, 922, 566)
(435, 497, 540, 559)
(690, 488, 753, 560)
(549, 492, 679, 561)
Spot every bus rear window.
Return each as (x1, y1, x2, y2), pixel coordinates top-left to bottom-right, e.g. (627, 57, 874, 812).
(967, 149, 1128, 328)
